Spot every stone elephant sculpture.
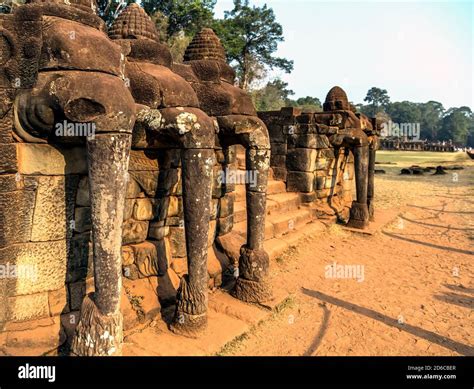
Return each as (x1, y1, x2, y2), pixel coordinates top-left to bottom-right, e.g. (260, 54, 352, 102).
(314, 86, 379, 229)
(2, 0, 136, 355)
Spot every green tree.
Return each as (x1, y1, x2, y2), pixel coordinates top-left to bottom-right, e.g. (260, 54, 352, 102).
(142, 0, 216, 38)
(213, 0, 293, 90)
(439, 107, 473, 145)
(386, 101, 421, 124)
(291, 96, 322, 112)
(251, 78, 294, 112)
(418, 101, 444, 140)
(96, 0, 133, 26)
(364, 87, 390, 117)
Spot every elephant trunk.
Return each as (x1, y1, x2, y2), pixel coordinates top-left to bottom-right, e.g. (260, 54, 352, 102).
(170, 148, 214, 337)
(347, 145, 370, 229)
(71, 133, 131, 356)
(367, 144, 376, 221)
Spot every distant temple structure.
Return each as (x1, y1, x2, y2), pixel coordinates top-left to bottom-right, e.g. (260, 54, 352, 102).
(380, 138, 456, 152)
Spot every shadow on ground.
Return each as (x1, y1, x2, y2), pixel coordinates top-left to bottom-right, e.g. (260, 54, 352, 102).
(301, 288, 474, 356)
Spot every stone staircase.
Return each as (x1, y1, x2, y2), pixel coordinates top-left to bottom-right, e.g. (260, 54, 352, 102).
(219, 147, 327, 262)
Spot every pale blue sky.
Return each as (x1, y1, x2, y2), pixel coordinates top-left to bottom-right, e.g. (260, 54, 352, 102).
(214, 0, 473, 109)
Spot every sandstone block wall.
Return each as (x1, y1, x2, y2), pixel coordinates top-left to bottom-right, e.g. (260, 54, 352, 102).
(258, 107, 355, 220)
(0, 116, 238, 354)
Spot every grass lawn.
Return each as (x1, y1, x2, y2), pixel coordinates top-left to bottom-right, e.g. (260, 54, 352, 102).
(375, 151, 471, 167)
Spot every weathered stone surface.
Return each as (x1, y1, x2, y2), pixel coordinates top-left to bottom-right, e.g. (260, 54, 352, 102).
(164, 217, 183, 227)
(319, 148, 336, 159)
(286, 148, 317, 172)
(124, 240, 169, 278)
(48, 287, 69, 316)
(270, 142, 287, 155)
(123, 264, 140, 281)
(157, 268, 180, 306)
(0, 144, 17, 173)
(124, 199, 135, 221)
(286, 171, 314, 193)
(163, 196, 182, 218)
(122, 246, 135, 267)
(74, 207, 92, 233)
(75, 176, 89, 206)
(122, 277, 161, 324)
(154, 238, 171, 276)
(71, 295, 123, 356)
(31, 175, 78, 242)
(129, 150, 160, 171)
(0, 240, 68, 296)
(126, 177, 141, 199)
(315, 157, 329, 170)
(218, 193, 234, 219)
(0, 113, 14, 144)
(0, 190, 35, 246)
(148, 223, 169, 240)
(4, 316, 67, 356)
(342, 178, 353, 191)
(133, 198, 154, 221)
(8, 292, 50, 322)
(171, 257, 188, 277)
(207, 246, 229, 278)
(168, 227, 186, 258)
(122, 220, 149, 245)
(270, 154, 286, 168)
(16, 144, 87, 175)
(157, 168, 181, 197)
(272, 167, 287, 181)
(291, 134, 331, 149)
(208, 219, 217, 247)
(210, 198, 219, 220)
(316, 175, 336, 190)
(215, 150, 225, 164)
(217, 214, 234, 236)
(66, 233, 92, 284)
(216, 232, 245, 266)
(316, 189, 332, 199)
(0, 174, 38, 193)
(300, 192, 317, 203)
(68, 281, 87, 311)
(129, 171, 159, 197)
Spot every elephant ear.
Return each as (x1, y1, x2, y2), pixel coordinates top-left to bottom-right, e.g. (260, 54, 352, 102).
(1, 10, 43, 140)
(0, 10, 43, 90)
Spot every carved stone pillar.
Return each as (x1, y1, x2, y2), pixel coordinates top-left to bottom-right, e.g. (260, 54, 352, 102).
(71, 133, 131, 356)
(170, 148, 214, 337)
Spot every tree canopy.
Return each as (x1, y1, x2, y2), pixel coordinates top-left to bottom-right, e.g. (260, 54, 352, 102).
(142, 0, 216, 38)
(358, 87, 473, 146)
(213, 0, 293, 90)
(363, 87, 390, 117)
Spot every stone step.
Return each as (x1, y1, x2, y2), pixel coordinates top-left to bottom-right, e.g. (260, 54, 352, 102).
(233, 192, 301, 224)
(234, 179, 286, 201)
(232, 208, 314, 241)
(263, 220, 327, 261)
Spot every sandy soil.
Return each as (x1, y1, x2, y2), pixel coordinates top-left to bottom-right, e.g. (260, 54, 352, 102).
(219, 152, 474, 356)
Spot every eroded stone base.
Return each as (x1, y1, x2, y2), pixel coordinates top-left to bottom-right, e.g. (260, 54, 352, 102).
(170, 276, 208, 338)
(232, 277, 273, 303)
(347, 201, 370, 229)
(70, 294, 123, 356)
(368, 200, 375, 221)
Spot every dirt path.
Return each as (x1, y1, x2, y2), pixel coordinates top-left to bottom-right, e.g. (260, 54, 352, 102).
(219, 164, 474, 356)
